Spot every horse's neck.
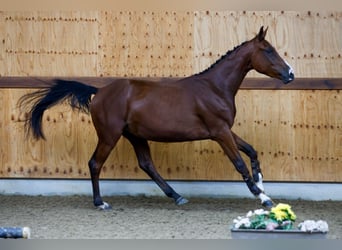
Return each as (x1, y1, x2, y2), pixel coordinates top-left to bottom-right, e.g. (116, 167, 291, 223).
(204, 44, 253, 96)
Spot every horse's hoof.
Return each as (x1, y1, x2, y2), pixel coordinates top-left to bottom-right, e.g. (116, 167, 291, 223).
(175, 197, 189, 205)
(96, 201, 112, 211)
(262, 199, 273, 208)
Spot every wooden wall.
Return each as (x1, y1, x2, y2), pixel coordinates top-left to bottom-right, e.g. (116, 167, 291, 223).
(0, 11, 341, 182)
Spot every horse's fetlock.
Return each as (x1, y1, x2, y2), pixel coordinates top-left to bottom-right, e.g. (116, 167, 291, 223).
(251, 185, 262, 196)
(164, 188, 176, 198)
(243, 176, 262, 196)
(93, 197, 104, 207)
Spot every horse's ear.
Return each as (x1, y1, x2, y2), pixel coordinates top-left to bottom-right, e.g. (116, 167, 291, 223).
(257, 26, 268, 41)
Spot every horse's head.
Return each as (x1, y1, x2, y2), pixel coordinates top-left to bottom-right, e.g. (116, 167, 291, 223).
(250, 26, 294, 84)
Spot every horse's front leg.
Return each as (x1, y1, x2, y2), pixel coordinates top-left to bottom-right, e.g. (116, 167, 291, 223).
(233, 132, 265, 192)
(214, 128, 273, 207)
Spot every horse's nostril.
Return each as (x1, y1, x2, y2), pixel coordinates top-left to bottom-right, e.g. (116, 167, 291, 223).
(289, 72, 294, 80)
(282, 72, 294, 84)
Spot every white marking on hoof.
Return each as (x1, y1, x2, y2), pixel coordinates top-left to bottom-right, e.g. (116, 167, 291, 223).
(256, 173, 265, 192)
(258, 193, 271, 204)
(97, 201, 112, 210)
(176, 197, 189, 205)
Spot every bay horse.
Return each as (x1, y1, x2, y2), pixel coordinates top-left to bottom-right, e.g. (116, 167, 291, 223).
(19, 27, 294, 209)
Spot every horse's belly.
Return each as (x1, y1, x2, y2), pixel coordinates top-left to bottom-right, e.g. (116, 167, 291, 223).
(127, 119, 210, 142)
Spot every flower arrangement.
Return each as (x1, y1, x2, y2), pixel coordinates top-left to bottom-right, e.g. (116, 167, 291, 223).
(233, 203, 296, 230)
(231, 202, 329, 239)
(232, 203, 328, 232)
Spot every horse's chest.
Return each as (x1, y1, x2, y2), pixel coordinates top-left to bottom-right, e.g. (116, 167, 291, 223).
(200, 98, 236, 128)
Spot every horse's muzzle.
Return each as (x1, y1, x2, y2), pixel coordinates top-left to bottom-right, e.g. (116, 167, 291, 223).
(282, 72, 294, 84)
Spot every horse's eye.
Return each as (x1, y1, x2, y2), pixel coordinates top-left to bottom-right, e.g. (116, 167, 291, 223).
(265, 47, 273, 54)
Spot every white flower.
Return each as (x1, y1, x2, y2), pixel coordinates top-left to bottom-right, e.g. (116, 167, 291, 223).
(246, 210, 253, 217)
(240, 218, 251, 228)
(316, 220, 329, 233)
(233, 217, 251, 229)
(233, 208, 271, 229)
(254, 209, 269, 216)
(298, 220, 329, 232)
(298, 220, 316, 232)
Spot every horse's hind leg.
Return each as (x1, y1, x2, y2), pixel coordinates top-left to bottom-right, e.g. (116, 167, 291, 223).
(88, 138, 119, 210)
(233, 132, 264, 192)
(124, 132, 188, 205)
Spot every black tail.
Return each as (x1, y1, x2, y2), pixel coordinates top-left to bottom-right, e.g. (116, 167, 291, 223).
(18, 79, 98, 140)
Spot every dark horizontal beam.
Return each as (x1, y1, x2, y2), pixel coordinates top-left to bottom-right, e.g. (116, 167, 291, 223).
(0, 76, 341, 90)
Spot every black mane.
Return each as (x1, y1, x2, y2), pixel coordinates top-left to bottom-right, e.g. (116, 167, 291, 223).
(196, 41, 248, 75)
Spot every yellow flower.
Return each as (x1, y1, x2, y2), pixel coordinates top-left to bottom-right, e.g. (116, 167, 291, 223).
(275, 203, 291, 210)
(273, 210, 287, 221)
(270, 203, 297, 222)
(288, 208, 297, 221)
